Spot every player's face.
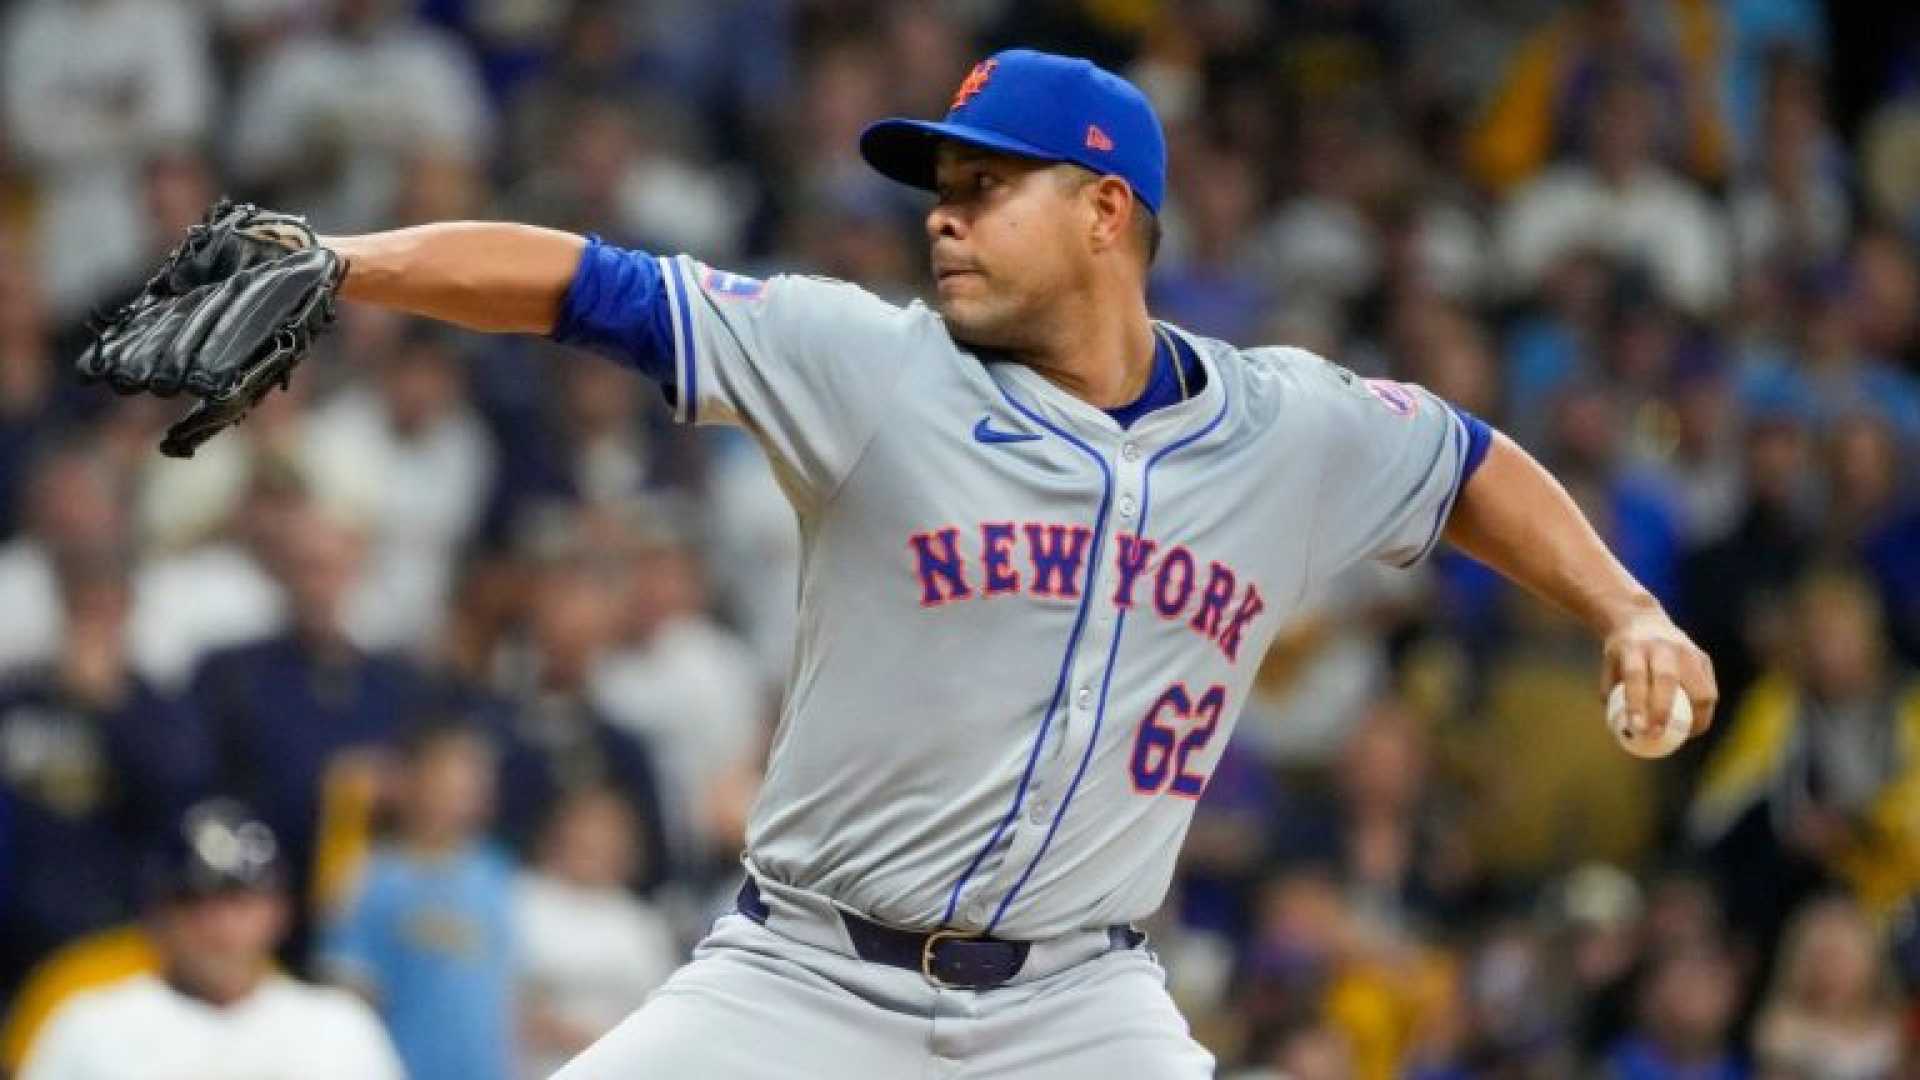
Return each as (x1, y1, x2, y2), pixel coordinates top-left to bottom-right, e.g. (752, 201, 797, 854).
(928, 146, 1089, 350)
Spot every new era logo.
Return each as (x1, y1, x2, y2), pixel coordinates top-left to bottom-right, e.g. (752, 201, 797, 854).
(1085, 124, 1113, 152)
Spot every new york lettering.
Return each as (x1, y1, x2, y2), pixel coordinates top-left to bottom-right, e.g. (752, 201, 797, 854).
(908, 523, 1264, 662)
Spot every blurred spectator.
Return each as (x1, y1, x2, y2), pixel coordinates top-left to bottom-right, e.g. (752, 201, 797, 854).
(515, 786, 678, 1078)
(1860, 90, 1920, 245)
(1249, 107, 1398, 314)
(1648, 341, 1745, 547)
(1233, 1019, 1356, 1080)
(0, 443, 127, 678)
(1690, 570, 1920, 942)
(1748, 270, 1920, 446)
(322, 719, 515, 1080)
(1469, 0, 1730, 193)
(502, 93, 748, 258)
(1441, 919, 1576, 1076)
(0, 550, 209, 994)
(489, 535, 668, 889)
(486, 357, 688, 546)
(1152, 143, 1273, 344)
(498, 3, 654, 180)
(1722, 5, 1829, 158)
(123, 454, 299, 691)
(0, 227, 57, 544)
(1599, 936, 1747, 1080)
(186, 504, 428, 936)
(1848, 229, 1920, 372)
(588, 498, 763, 870)
(1239, 562, 1424, 769)
(305, 318, 497, 654)
(1677, 407, 1817, 703)
(1729, 55, 1849, 277)
(228, 0, 492, 231)
(0, 0, 214, 318)
(19, 799, 402, 1079)
(1496, 69, 1730, 317)
(1822, 415, 1906, 559)
(1550, 863, 1649, 1057)
(1270, 699, 1468, 936)
(1752, 894, 1902, 1079)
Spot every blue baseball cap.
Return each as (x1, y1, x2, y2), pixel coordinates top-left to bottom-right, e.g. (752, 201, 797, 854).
(860, 49, 1167, 214)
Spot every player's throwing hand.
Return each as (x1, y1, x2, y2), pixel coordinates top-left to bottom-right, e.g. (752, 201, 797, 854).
(1602, 600, 1718, 742)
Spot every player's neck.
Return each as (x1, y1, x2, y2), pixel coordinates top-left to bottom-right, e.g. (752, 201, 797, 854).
(1017, 288, 1155, 410)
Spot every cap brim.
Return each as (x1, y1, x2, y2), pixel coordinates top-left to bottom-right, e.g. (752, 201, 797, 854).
(859, 119, 1065, 194)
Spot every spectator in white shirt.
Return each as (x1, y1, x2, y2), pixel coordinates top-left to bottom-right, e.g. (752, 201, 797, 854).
(590, 497, 767, 868)
(19, 800, 403, 1080)
(1497, 71, 1731, 317)
(0, 0, 213, 319)
(0, 442, 127, 679)
(227, 0, 492, 231)
(515, 786, 680, 1079)
(305, 319, 497, 654)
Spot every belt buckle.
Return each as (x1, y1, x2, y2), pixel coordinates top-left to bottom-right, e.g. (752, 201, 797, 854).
(920, 928, 978, 988)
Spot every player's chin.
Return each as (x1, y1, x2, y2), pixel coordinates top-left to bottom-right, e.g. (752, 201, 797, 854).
(934, 291, 994, 341)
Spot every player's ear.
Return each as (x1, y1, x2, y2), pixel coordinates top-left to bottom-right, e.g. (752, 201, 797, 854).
(1085, 174, 1134, 256)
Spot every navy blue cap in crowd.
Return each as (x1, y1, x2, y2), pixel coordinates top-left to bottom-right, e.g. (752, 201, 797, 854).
(145, 798, 283, 904)
(860, 48, 1168, 215)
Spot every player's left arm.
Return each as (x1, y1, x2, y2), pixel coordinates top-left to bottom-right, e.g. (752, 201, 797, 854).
(1441, 431, 1718, 737)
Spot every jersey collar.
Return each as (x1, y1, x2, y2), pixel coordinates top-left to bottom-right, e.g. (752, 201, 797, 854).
(983, 321, 1226, 449)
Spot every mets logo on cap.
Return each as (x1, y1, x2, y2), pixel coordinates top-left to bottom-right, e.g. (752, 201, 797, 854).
(949, 59, 997, 113)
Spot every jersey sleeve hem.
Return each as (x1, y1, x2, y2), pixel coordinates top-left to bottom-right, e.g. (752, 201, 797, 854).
(1395, 407, 1471, 569)
(658, 255, 698, 424)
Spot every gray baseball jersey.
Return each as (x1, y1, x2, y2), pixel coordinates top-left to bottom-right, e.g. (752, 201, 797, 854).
(656, 254, 1468, 940)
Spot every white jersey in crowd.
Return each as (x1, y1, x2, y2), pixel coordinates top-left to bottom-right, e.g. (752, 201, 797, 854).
(18, 973, 404, 1080)
(656, 255, 1469, 940)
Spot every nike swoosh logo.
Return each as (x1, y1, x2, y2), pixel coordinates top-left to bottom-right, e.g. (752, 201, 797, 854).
(973, 416, 1042, 444)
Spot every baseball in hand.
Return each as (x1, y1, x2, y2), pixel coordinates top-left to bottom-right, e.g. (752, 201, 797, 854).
(1607, 683, 1692, 759)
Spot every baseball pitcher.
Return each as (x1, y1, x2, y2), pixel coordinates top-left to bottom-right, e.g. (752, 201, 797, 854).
(83, 49, 1717, 1078)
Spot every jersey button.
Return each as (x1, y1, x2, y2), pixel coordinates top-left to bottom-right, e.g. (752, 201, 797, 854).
(1121, 442, 1140, 462)
(1118, 494, 1137, 518)
(1076, 685, 1093, 709)
(1028, 798, 1051, 824)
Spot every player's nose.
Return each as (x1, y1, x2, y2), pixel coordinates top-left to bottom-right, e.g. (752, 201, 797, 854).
(926, 203, 965, 246)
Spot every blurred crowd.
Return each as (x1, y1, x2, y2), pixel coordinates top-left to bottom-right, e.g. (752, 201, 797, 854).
(1, 0, 1920, 1076)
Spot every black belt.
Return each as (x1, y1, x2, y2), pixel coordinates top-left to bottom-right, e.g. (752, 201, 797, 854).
(735, 879, 1140, 991)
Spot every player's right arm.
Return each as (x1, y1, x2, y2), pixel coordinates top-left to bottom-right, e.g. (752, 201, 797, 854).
(324, 223, 587, 335)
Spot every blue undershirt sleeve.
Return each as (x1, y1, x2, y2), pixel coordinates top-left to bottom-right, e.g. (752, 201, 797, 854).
(1453, 405, 1494, 485)
(547, 235, 677, 387)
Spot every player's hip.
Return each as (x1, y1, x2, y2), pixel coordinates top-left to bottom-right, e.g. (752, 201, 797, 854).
(728, 865, 1149, 992)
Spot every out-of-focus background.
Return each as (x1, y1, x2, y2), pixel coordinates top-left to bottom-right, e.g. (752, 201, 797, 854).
(0, 0, 1918, 1076)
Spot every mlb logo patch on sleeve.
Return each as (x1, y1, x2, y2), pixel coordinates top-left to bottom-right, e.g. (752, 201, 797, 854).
(1363, 378, 1418, 418)
(702, 268, 767, 300)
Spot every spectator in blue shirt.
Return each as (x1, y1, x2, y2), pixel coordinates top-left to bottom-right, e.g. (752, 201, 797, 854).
(1601, 939, 1749, 1080)
(322, 717, 516, 1080)
(187, 504, 428, 963)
